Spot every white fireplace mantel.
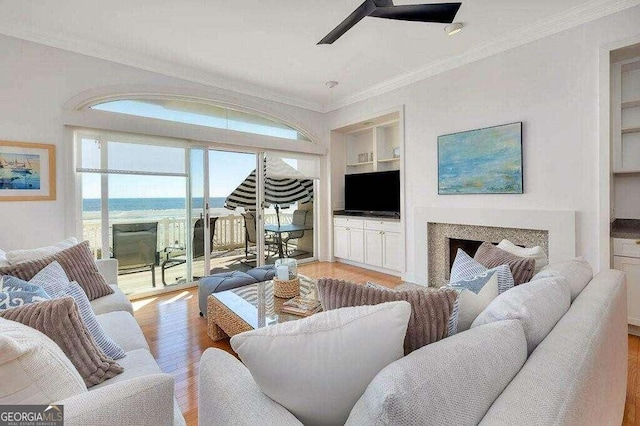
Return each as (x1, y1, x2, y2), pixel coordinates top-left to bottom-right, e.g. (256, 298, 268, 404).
(412, 207, 576, 286)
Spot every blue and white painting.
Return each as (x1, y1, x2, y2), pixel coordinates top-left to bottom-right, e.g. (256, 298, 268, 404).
(438, 122, 523, 194)
(0, 152, 41, 190)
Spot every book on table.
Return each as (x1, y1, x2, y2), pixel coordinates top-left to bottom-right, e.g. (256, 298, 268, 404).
(281, 297, 321, 316)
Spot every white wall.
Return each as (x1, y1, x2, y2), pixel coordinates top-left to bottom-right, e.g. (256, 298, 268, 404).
(0, 35, 325, 251)
(326, 6, 640, 282)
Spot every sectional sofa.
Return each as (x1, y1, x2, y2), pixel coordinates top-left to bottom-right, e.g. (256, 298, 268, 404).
(198, 261, 627, 425)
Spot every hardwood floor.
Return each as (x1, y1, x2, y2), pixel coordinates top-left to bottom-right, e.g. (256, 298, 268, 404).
(132, 261, 402, 426)
(625, 334, 640, 425)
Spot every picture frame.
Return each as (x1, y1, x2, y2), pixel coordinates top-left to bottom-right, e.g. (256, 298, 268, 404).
(437, 122, 523, 195)
(0, 141, 56, 201)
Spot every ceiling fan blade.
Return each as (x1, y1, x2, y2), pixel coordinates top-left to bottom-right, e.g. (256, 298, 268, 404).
(318, 0, 377, 45)
(369, 3, 461, 23)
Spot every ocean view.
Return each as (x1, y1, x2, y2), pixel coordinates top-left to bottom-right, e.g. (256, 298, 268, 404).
(83, 197, 228, 212)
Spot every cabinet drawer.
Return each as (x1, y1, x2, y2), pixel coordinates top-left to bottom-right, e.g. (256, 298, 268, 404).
(364, 219, 401, 233)
(334, 217, 364, 229)
(613, 238, 640, 258)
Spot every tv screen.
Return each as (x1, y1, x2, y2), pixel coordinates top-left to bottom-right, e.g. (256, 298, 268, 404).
(345, 170, 400, 214)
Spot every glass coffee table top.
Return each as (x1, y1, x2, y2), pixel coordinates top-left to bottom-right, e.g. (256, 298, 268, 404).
(209, 275, 318, 334)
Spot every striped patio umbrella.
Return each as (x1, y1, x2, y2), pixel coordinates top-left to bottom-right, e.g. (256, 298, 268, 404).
(224, 157, 314, 216)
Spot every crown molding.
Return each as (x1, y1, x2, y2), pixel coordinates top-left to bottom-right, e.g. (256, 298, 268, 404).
(0, 0, 637, 114)
(324, 0, 640, 112)
(0, 22, 325, 112)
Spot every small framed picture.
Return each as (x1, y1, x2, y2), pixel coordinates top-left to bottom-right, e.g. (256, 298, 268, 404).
(0, 141, 56, 201)
(358, 153, 369, 163)
(392, 147, 400, 158)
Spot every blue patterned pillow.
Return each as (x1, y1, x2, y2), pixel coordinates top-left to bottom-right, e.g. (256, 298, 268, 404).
(450, 249, 514, 294)
(0, 276, 50, 310)
(447, 270, 500, 334)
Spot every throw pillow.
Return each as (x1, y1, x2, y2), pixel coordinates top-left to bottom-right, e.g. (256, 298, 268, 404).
(318, 278, 458, 354)
(231, 301, 411, 426)
(5, 237, 78, 265)
(471, 276, 571, 355)
(61, 282, 125, 360)
(531, 258, 592, 302)
(497, 239, 549, 273)
(345, 320, 527, 426)
(0, 241, 113, 301)
(0, 317, 86, 404)
(450, 249, 515, 294)
(27, 263, 125, 359)
(29, 261, 72, 296)
(474, 242, 535, 285)
(447, 271, 499, 333)
(0, 297, 123, 387)
(0, 249, 9, 267)
(0, 276, 50, 309)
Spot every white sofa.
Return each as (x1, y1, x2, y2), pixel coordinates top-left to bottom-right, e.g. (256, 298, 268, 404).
(52, 260, 185, 426)
(198, 263, 627, 425)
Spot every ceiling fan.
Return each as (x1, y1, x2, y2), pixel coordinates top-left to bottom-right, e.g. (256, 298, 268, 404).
(318, 0, 462, 45)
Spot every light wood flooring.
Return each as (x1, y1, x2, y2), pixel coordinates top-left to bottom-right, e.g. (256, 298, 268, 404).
(625, 334, 640, 425)
(132, 261, 402, 426)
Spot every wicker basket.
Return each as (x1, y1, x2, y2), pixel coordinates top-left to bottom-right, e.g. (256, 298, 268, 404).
(274, 277, 300, 298)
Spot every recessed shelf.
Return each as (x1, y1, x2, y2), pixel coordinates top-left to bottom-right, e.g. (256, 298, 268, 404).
(622, 100, 640, 109)
(378, 157, 400, 163)
(614, 169, 640, 175)
(347, 161, 373, 167)
(622, 127, 640, 134)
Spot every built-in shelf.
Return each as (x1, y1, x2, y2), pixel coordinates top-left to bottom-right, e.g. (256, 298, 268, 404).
(378, 157, 400, 163)
(622, 127, 640, 134)
(347, 161, 373, 167)
(614, 170, 640, 175)
(622, 99, 640, 109)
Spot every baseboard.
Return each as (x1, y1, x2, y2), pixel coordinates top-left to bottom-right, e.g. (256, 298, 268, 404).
(333, 258, 402, 277)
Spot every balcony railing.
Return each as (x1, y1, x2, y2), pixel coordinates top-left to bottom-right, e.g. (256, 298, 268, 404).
(82, 212, 292, 257)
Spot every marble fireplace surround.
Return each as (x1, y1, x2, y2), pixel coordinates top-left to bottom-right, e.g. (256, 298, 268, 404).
(412, 207, 576, 287)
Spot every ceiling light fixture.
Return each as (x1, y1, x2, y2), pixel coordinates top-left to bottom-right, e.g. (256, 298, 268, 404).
(326, 81, 339, 89)
(444, 22, 463, 35)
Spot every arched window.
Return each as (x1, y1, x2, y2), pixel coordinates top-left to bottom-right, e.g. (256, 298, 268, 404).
(89, 98, 311, 142)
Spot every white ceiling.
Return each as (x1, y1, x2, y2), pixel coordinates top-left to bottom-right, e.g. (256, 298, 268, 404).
(0, 0, 636, 112)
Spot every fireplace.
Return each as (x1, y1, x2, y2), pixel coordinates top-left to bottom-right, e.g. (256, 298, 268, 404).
(428, 222, 549, 287)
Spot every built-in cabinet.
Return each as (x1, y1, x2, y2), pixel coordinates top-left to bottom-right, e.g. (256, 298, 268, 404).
(334, 216, 402, 273)
(345, 121, 401, 174)
(613, 238, 640, 326)
(612, 60, 640, 173)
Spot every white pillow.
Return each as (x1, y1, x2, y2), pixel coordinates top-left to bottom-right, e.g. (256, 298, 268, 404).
(531, 257, 592, 302)
(497, 239, 548, 273)
(5, 237, 78, 265)
(0, 317, 86, 404)
(448, 271, 499, 333)
(471, 276, 571, 355)
(230, 301, 411, 426)
(0, 249, 8, 267)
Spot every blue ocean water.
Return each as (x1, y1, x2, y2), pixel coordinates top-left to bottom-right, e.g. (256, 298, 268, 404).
(83, 197, 227, 212)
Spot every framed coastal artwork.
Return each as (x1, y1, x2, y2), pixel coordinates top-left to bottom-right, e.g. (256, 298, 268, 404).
(437, 122, 523, 195)
(0, 141, 56, 201)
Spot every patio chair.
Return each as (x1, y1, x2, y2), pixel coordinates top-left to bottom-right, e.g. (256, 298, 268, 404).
(112, 222, 159, 287)
(161, 217, 217, 285)
(282, 210, 309, 256)
(242, 212, 278, 259)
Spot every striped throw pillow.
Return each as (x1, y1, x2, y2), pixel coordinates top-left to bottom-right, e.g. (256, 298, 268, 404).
(450, 249, 515, 294)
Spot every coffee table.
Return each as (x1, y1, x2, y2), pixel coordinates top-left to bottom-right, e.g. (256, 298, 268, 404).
(206, 275, 319, 341)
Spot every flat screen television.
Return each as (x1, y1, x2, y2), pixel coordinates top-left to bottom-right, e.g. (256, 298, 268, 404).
(344, 170, 400, 215)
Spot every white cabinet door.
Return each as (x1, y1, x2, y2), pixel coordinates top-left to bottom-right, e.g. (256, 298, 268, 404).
(614, 256, 640, 326)
(364, 230, 383, 267)
(334, 226, 350, 259)
(349, 228, 365, 263)
(383, 231, 403, 272)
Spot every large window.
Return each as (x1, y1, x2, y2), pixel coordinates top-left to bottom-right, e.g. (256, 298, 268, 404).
(90, 99, 310, 141)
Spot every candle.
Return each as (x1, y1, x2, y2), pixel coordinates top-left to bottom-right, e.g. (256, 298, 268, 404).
(276, 265, 289, 281)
